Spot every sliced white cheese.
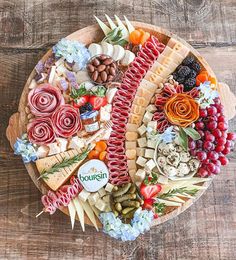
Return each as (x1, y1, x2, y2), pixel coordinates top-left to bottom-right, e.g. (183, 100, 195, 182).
(98, 187, 106, 197)
(145, 159, 156, 171)
(137, 137, 147, 148)
(105, 183, 114, 192)
(105, 14, 117, 29)
(48, 66, 56, 84)
(106, 87, 118, 103)
(94, 16, 111, 35)
(137, 124, 147, 136)
(95, 198, 107, 212)
(112, 45, 125, 61)
(124, 15, 135, 33)
(136, 156, 147, 167)
(129, 169, 136, 182)
(29, 79, 37, 89)
(127, 160, 137, 171)
(146, 104, 157, 113)
(125, 149, 137, 160)
(72, 198, 85, 232)
(100, 106, 111, 122)
(120, 50, 135, 66)
(47, 142, 61, 156)
(68, 201, 76, 230)
(88, 192, 100, 206)
(147, 121, 157, 130)
(88, 43, 103, 57)
(90, 204, 101, 218)
(143, 111, 154, 125)
(145, 149, 155, 159)
(101, 42, 114, 57)
(36, 145, 49, 158)
(78, 189, 91, 202)
(125, 131, 138, 141)
(56, 138, 68, 152)
(69, 136, 85, 150)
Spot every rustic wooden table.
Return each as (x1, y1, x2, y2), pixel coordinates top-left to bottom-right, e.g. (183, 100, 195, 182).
(1, 0, 236, 259)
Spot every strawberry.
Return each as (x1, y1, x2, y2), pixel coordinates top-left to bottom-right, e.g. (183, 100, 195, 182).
(142, 198, 155, 210)
(140, 182, 162, 199)
(72, 96, 89, 108)
(89, 96, 107, 110)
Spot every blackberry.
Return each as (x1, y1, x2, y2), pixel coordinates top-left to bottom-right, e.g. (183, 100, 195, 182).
(178, 66, 191, 77)
(184, 77, 196, 88)
(188, 70, 197, 79)
(176, 76, 185, 84)
(173, 72, 178, 80)
(191, 62, 201, 73)
(79, 102, 93, 114)
(182, 56, 195, 66)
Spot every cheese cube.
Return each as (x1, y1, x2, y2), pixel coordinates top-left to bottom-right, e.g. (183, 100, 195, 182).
(127, 160, 137, 171)
(78, 189, 91, 202)
(136, 156, 147, 167)
(147, 139, 156, 149)
(88, 192, 100, 206)
(139, 79, 157, 93)
(69, 136, 85, 150)
(126, 149, 137, 160)
(102, 194, 111, 203)
(98, 187, 106, 197)
(136, 148, 145, 157)
(131, 105, 146, 116)
(125, 132, 138, 141)
(137, 137, 147, 148)
(145, 149, 155, 159)
(144, 71, 163, 85)
(145, 159, 156, 171)
(48, 66, 56, 84)
(143, 111, 154, 125)
(147, 121, 157, 130)
(95, 199, 107, 211)
(100, 106, 111, 122)
(129, 169, 136, 182)
(125, 141, 137, 149)
(135, 169, 146, 182)
(47, 142, 61, 156)
(158, 175, 169, 185)
(133, 96, 149, 107)
(105, 183, 114, 192)
(126, 123, 138, 132)
(128, 113, 142, 126)
(137, 124, 147, 136)
(146, 104, 157, 113)
(56, 138, 68, 152)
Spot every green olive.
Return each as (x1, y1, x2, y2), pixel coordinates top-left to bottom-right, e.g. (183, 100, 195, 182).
(114, 193, 136, 203)
(121, 200, 140, 208)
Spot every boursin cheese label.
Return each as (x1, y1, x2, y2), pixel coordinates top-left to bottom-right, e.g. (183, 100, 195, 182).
(77, 159, 109, 192)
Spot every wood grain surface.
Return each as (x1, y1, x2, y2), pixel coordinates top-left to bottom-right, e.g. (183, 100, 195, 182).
(1, 0, 236, 259)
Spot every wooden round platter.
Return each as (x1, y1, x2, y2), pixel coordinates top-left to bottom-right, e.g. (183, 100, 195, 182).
(6, 21, 236, 228)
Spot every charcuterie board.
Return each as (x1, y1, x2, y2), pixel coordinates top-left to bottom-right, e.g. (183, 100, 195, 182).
(6, 17, 236, 240)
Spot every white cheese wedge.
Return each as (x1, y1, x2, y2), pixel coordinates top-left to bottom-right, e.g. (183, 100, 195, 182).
(143, 111, 154, 125)
(125, 131, 138, 141)
(145, 159, 156, 171)
(125, 141, 137, 149)
(136, 147, 145, 157)
(101, 42, 114, 57)
(145, 149, 155, 159)
(136, 156, 147, 167)
(125, 149, 137, 160)
(98, 187, 106, 197)
(124, 15, 135, 33)
(90, 204, 101, 218)
(137, 124, 147, 136)
(78, 189, 91, 202)
(88, 43, 103, 57)
(146, 104, 157, 113)
(95, 198, 107, 212)
(106, 87, 118, 103)
(137, 137, 147, 148)
(120, 50, 135, 66)
(88, 192, 100, 206)
(112, 45, 125, 61)
(68, 201, 76, 230)
(48, 66, 56, 84)
(72, 198, 85, 232)
(127, 160, 137, 171)
(102, 194, 111, 203)
(29, 79, 37, 89)
(105, 183, 114, 192)
(100, 106, 111, 122)
(105, 14, 117, 29)
(114, 15, 129, 40)
(135, 169, 146, 182)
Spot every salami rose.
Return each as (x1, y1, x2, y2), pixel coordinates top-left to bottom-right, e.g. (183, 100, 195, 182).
(28, 83, 65, 117)
(52, 104, 82, 138)
(27, 117, 56, 145)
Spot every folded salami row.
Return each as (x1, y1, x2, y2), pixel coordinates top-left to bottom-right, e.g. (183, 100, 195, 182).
(107, 36, 165, 185)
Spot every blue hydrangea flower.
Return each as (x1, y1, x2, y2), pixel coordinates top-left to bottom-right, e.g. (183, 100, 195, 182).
(99, 209, 154, 241)
(197, 81, 219, 108)
(160, 126, 176, 144)
(53, 38, 90, 70)
(14, 135, 38, 163)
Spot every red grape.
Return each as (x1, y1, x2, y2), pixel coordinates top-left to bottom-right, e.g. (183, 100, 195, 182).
(203, 141, 213, 150)
(227, 132, 236, 140)
(196, 140, 203, 148)
(198, 168, 209, 177)
(215, 145, 224, 153)
(207, 163, 216, 173)
(205, 133, 215, 142)
(199, 109, 207, 118)
(207, 151, 219, 160)
(196, 151, 207, 161)
(188, 140, 196, 150)
(195, 122, 205, 130)
(217, 137, 226, 146)
(218, 122, 228, 131)
(218, 115, 226, 122)
(211, 160, 221, 167)
(222, 147, 231, 155)
(213, 166, 221, 174)
(219, 156, 229, 166)
(212, 129, 222, 138)
(225, 140, 232, 148)
(207, 121, 217, 130)
(207, 106, 217, 116)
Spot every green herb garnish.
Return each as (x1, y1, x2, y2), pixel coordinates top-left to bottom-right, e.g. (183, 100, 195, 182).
(153, 202, 166, 215)
(38, 146, 90, 180)
(70, 84, 89, 99)
(178, 126, 201, 151)
(102, 27, 128, 46)
(158, 187, 199, 199)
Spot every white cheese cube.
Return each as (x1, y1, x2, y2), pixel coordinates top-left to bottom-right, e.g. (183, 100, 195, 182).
(78, 189, 91, 202)
(125, 149, 137, 160)
(147, 139, 156, 149)
(136, 156, 147, 167)
(100, 107, 111, 122)
(98, 187, 106, 197)
(47, 142, 61, 156)
(105, 183, 114, 192)
(127, 160, 137, 171)
(106, 88, 118, 103)
(129, 169, 136, 182)
(146, 104, 157, 113)
(100, 128, 112, 140)
(145, 149, 155, 159)
(125, 141, 137, 149)
(147, 121, 157, 130)
(137, 124, 147, 136)
(125, 131, 138, 141)
(56, 138, 68, 152)
(88, 192, 100, 206)
(143, 111, 154, 125)
(55, 57, 64, 67)
(136, 148, 145, 157)
(145, 159, 156, 171)
(135, 169, 146, 182)
(95, 199, 107, 211)
(126, 123, 138, 132)
(158, 175, 169, 184)
(137, 137, 147, 148)
(56, 64, 67, 76)
(29, 79, 37, 89)
(69, 136, 85, 150)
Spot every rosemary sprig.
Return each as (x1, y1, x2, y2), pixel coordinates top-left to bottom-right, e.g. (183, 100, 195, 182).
(158, 187, 199, 199)
(153, 202, 166, 215)
(38, 146, 90, 180)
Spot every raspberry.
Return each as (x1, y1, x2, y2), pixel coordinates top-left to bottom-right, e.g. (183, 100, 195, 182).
(178, 66, 191, 77)
(182, 56, 195, 66)
(191, 62, 201, 73)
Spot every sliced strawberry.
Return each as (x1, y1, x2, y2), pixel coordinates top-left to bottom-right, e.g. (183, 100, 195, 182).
(72, 96, 89, 108)
(89, 96, 107, 110)
(140, 183, 162, 199)
(142, 198, 155, 210)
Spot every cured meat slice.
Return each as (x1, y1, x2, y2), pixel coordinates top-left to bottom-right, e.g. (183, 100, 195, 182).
(112, 107, 130, 118)
(116, 89, 135, 100)
(109, 132, 126, 141)
(140, 48, 156, 62)
(148, 36, 165, 53)
(144, 41, 160, 56)
(134, 56, 150, 70)
(107, 146, 125, 154)
(112, 101, 131, 112)
(129, 61, 146, 76)
(110, 175, 130, 185)
(120, 83, 137, 95)
(124, 71, 142, 83)
(111, 113, 128, 124)
(153, 111, 166, 121)
(107, 139, 124, 147)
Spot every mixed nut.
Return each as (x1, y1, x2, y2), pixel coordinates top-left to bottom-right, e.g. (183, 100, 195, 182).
(87, 55, 117, 84)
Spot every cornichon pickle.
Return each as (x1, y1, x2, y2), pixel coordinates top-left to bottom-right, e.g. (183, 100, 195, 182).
(121, 207, 135, 215)
(122, 208, 137, 219)
(114, 193, 136, 203)
(128, 184, 136, 194)
(115, 202, 122, 212)
(121, 200, 140, 208)
(112, 183, 131, 197)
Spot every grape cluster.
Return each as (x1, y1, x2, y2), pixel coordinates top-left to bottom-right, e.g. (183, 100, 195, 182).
(188, 97, 236, 177)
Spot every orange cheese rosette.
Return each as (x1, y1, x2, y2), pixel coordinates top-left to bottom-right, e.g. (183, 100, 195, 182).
(164, 93, 199, 127)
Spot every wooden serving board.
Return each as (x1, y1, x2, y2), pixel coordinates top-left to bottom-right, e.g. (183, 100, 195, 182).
(6, 22, 236, 228)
